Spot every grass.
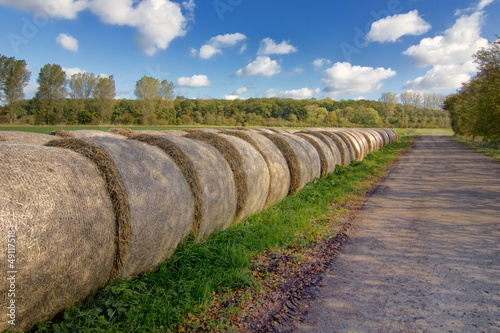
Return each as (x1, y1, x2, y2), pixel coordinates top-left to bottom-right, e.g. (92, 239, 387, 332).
(26, 136, 414, 333)
(449, 136, 500, 163)
(393, 128, 453, 137)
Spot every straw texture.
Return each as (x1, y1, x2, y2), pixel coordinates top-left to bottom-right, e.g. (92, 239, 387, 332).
(0, 131, 54, 145)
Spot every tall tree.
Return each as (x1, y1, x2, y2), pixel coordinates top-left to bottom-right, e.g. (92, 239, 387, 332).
(0, 56, 31, 123)
(134, 76, 161, 124)
(93, 75, 116, 123)
(69, 72, 97, 99)
(35, 64, 67, 124)
(379, 92, 398, 104)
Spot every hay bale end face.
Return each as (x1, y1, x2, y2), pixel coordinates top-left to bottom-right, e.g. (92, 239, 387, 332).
(84, 137, 194, 279)
(301, 130, 342, 169)
(285, 133, 321, 180)
(222, 130, 290, 207)
(131, 134, 237, 238)
(320, 131, 352, 166)
(297, 132, 336, 177)
(0, 144, 115, 332)
(0, 131, 55, 145)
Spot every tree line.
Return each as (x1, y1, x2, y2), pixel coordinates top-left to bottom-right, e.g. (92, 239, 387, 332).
(444, 37, 500, 141)
(0, 54, 450, 128)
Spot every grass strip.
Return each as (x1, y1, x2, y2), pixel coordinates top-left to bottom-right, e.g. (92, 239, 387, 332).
(30, 136, 414, 333)
(449, 136, 500, 163)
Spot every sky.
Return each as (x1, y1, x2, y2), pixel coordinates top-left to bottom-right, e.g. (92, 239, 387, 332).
(0, 0, 498, 101)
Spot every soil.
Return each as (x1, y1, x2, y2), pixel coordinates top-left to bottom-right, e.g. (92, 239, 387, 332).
(294, 135, 500, 333)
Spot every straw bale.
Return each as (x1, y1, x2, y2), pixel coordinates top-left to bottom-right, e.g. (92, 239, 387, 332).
(160, 130, 189, 136)
(372, 129, 390, 146)
(341, 131, 365, 161)
(184, 131, 268, 222)
(302, 131, 342, 169)
(256, 130, 312, 195)
(71, 130, 126, 139)
(296, 132, 336, 177)
(0, 131, 54, 145)
(282, 133, 321, 180)
(109, 128, 134, 138)
(346, 131, 368, 159)
(332, 131, 358, 162)
(86, 137, 194, 279)
(131, 134, 237, 238)
(50, 129, 74, 138)
(45, 138, 131, 280)
(319, 131, 352, 166)
(0, 144, 115, 332)
(222, 130, 290, 206)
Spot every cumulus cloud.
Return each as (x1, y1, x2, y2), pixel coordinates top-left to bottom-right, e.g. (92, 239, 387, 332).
(56, 33, 79, 52)
(403, 61, 477, 91)
(313, 58, 332, 70)
(265, 88, 320, 99)
(195, 33, 247, 59)
(176, 75, 212, 88)
(223, 87, 248, 100)
(403, 12, 488, 67)
(235, 56, 281, 77)
(0, 0, 193, 56)
(321, 62, 396, 96)
(62, 67, 86, 78)
(257, 38, 298, 55)
(367, 10, 431, 43)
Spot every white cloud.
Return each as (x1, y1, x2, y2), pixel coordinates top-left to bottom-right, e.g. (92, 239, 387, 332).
(313, 58, 332, 70)
(403, 61, 477, 91)
(56, 33, 79, 52)
(478, 0, 494, 10)
(403, 12, 488, 67)
(257, 38, 298, 55)
(62, 67, 86, 78)
(265, 87, 320, 99)
(235, 56, 281, 77)
(283, 67, 305, 77)
(223, 87, 249, 100)
(367, 10, 431, 43)
(176, 75, 212, 88)
(0, 0, 193, 56)
(321, 62, 396, 96)
(196, 33, 247, 59)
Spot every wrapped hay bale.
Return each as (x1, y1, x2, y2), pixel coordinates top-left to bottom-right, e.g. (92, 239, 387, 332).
(222, 130, 290, 207)
(0, 131, 54, 145)
(346, 131, 368, 159)
(184, 131, 269, 222)
(284, 133, 321, 180)
(319, 131, 352, 166)
(47, 137, 194, 280)
(340, 131, 365, 161)
(302, 131, 342, 168)
(383, 129, 400, 143)
(130, 134, 237, 238)
(372, 129, 391, 146)
(71, 130, 126, 139)
(255, 130, 312, 195)
(331, 131, 358, 162)
(109, 128, 134, 138)
(0, 144, 115, 332)
(50, 129, 74, 138)
(296, 132, 336, 177)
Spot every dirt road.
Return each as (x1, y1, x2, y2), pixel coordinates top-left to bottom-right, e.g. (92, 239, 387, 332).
(294, 135, 500, 333)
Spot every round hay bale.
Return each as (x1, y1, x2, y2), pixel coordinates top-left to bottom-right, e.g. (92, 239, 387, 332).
(109, 128, 134, 138)
(160, 130, 189, 136)
(0, 144, 115, 332)
(222, 130, 290, 207)
(45, 138, 131, 280)
(367, 129, 385, 149)
(50, 129, 74, 138)
(346, 131, 368, 160)
(184, 131, 269, 222)
(85, 137, 194, 279)
(372, 128, 390, 146)
(130, 134, 237, 238)
(284, 133, 321, 180)
(320, 131, 352, 166)
(0, 131, 54, 145)
(255, 130, 312, 195)
(71, 130, 126, 139)
(296, 132, 336, 177)
(332, 131, 358, 162)
(302, 131, 342, 169)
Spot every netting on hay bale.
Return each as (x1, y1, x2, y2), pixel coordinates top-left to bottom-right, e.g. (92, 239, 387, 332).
(319, 131, 352, 166)
(222, 129, 290, 207)
(109, 128, 134, 138)
(0, 131, 54, 145)
(0, 144, 115, 332)
(301, 130, 342, 169)
(70, 130, 126, 139)
(255, 130, 312, 195)
(130, 134, 237, 238)
(296, 132, 336, 177)
(184, 131, 270, 222)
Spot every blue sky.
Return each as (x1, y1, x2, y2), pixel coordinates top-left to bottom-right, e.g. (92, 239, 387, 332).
(0, 0, 498, 101)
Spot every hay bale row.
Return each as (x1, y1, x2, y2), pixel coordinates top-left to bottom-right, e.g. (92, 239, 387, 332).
(0, 127, 397, 332)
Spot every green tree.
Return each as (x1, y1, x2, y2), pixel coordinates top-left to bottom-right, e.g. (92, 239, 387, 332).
(69, 72, 97, 99)
(134, 76, 161, 124)
(93, 75, 116, 123)
(35, 64, 67, 124)
(0, 56, 31, 123)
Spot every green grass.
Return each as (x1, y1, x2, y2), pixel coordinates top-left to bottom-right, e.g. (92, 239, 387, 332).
(393, 128, 453, 137)
(25, 136, 414, 333)
(449, 136, 500, 163)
